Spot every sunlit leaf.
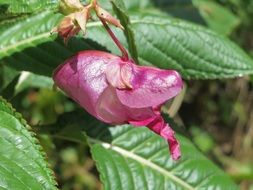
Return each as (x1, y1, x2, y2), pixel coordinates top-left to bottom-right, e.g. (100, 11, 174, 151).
(0, 11, 253, 79)
(0, 97, 57, 189)
(42, 110, 238, 190)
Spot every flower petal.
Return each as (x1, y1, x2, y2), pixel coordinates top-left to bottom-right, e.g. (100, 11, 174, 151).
(105, 61, 127, 89)
(96, 86, 157, 124)
(96, 86, 128, 124)
(130, 112, 181, 160)
(53, 51, 110, 117)
(117, 65, 183, 108)
(105, 61, 133, 89)
(74, 8, 89, 34)
(160, 124, 181, 160)
(95, 5, 124, 29)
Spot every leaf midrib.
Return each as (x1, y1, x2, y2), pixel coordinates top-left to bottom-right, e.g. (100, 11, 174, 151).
(2, 17, 252, 69)
(89, 138, 195, 190)
(0, 18, 203, 55)
(0, 18, 216, 56)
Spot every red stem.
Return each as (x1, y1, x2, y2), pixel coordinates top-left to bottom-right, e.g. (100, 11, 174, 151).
(99, 18, 129, 61)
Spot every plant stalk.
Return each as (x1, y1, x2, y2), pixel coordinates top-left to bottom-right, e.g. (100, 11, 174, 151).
(99, 18, 129, 61)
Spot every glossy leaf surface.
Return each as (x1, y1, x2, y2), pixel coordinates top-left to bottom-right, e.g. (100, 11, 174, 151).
(1, 11, 253, 79)
(0, 97, 57, 190)
(43, 111, 238, 190)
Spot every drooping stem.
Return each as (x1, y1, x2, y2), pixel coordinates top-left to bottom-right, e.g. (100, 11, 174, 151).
(99, 18, 129, 61)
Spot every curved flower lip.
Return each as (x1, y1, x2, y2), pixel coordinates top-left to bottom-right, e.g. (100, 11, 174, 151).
(115, 65, 183, 108)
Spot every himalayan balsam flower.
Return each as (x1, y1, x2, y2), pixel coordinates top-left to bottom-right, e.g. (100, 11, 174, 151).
(53, 51, 183, 160)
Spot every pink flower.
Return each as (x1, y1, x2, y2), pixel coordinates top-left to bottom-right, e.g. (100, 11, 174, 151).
(53, 50, 183, 160)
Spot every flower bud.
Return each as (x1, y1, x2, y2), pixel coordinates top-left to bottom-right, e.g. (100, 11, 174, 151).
(95, 5, 124, 29)
(51, 8, 89, 43)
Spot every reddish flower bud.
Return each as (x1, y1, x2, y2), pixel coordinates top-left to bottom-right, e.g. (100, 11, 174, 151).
(53, 51, 183, 160)
(51, 8, 89, 44)
(53, 0, 124, 43)
(94, 5, 124, 29)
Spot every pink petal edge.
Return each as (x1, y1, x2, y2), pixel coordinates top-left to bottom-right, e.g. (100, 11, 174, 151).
(116, 66, 183, 108)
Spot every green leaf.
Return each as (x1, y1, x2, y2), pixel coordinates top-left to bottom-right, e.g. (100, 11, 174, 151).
(111, 0, 139, 63)
(193, 0, 240, 35)
(0, 11, 109, 76)
(1, 11, 253, 79)
(0, 0, 57, 17)
(90, 126, 238, 190)
(0, 97, 57, 190)
(41, 110, 238, 189)
(0, 65, 19, 91)
(127, 14, 253, 79)
(0, 0, 58, 36)
(0, 15, 29, 34)
(123, 0, 152, 11)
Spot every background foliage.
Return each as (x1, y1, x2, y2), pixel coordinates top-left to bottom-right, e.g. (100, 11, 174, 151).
(0, 0, 253, 189)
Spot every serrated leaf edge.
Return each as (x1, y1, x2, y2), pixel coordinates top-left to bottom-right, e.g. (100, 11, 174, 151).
(89, 137, 195, 190)
(1, 14, 253, 79)
(0, 96, 58, 188)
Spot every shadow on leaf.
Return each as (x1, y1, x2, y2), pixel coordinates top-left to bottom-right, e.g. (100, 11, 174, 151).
(2, 37, 110, 76)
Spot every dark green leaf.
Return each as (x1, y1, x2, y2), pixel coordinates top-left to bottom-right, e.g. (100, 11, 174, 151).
(41, 110, 238, 190)
(0, 11, 109, 76)
(0, 65, 19, 91)
(0, 97, 57, 190)
(1, 11, 253, 79)
(0, 0, 57, 18)
(128, 14, 253, 79)
(90, 125, 238, 190)
(1, 74, 20, 99)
